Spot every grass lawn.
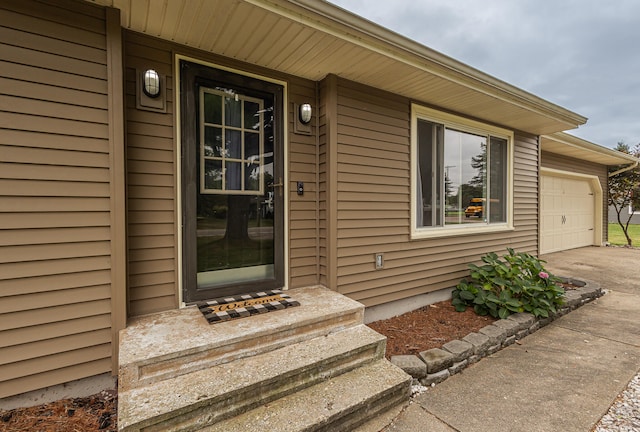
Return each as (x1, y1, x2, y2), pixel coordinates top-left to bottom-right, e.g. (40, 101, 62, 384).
(197, 237, 273, 272)
(608, 223, 640, 246)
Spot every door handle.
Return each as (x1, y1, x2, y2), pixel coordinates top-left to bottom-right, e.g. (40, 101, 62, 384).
(268, 177, 283, 197)
(268, 177, 283, 188)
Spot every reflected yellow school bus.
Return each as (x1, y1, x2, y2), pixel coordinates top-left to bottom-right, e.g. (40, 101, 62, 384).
(464, 198, 499, 218)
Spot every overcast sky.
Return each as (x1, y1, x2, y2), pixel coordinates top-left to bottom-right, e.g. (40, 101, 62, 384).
(329, 0, 640, 149)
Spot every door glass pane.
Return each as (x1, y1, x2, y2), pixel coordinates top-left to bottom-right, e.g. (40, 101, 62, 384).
(245, 132, 260, 161)
(226, 129, 242, 159)
(200, 89, 265, 195)
(225, 96, 241, 127)
(245, 163, 260, 192)
(196, 193, 275, 279)
(204, 126, 222, 157)
(226, 161, 242, 190)
(244, 101, 260, 130)
(204, 93, 222, 124)
(195, 85, 276, 292)
(204, 160, 222, 190)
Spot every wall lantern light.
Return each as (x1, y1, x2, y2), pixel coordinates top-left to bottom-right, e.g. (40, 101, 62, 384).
(143, 69, 161, 98)
(299, 103, 312, 124)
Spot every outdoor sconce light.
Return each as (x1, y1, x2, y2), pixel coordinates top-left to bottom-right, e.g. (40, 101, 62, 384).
(143, 69, 161, 98)
(299, 103, 312, 124)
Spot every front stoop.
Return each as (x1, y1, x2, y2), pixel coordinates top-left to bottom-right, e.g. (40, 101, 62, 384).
(118, 286, 411, 432)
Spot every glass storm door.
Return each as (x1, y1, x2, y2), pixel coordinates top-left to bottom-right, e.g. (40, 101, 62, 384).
(180, 61, 284, 302)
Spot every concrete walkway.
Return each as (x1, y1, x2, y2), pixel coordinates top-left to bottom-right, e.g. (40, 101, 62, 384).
(383, 246, 640, 432)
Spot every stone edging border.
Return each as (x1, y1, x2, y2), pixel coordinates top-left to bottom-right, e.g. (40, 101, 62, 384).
(390, 278, 603, 386)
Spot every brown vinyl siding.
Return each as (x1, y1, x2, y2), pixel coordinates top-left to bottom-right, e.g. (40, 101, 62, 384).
(320, 75, 341, 291)
(287, 79, 319, 288)
(0, 0, 113, 398)
(541, 150, 609, 244)
(124, 31, 178, 316)
(317, 79, 329, 287)
(324, 77, 540, 307)
(511, 133, 541, 252)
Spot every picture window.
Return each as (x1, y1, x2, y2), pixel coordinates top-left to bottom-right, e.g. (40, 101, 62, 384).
(412, 105, 513, 237)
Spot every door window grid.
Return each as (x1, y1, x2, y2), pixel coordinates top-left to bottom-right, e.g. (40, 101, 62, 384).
(199, 87, 264, 195)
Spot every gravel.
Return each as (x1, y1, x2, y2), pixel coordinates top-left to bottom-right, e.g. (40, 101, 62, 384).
(593, 370, 640, 431)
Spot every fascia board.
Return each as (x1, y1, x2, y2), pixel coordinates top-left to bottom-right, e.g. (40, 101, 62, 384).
(248, 0, 587, 128)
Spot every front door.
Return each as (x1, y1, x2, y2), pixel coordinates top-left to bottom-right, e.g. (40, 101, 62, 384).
(180, 60, 285, 302)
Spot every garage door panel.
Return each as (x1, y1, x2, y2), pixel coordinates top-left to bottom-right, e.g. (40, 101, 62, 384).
(541, 174, 595, 254)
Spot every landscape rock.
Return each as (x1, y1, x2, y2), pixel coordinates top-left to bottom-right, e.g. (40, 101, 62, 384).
(420, 369, 450, 386)
(493, 318, 520, 336)
(479, 324, 507, 345)
(419, 348, 454, 374)
(563, 291, 582, 308)
(467, 355, 482, 365)
(390, 355, 427, 378)
(462, 332, 491, 355)
(448, 359, 468, 375)
(441, 339, 473, 362)
(507, 312, 535, 330)
(538, 316, 553, 327)
(529, 321, 541, 333)
(486, 344, 501, 355)
(503, 335, 517, 347)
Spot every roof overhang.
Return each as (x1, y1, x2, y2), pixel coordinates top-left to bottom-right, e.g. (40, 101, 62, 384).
(541, 132, 640, 167)
(88, 0, 587, 135)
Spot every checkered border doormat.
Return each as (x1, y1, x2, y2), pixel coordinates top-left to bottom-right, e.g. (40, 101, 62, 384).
(197, 290, 300, 324)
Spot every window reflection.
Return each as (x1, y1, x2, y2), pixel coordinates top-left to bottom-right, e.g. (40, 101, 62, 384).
(199, 87, 266, 195)
(444, 129, 486, 225)
(416, 119, 508, 228)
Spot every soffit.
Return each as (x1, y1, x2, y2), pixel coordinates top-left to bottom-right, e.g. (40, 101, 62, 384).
(87, 0, 587, 135)
(541, 132, 639, 166)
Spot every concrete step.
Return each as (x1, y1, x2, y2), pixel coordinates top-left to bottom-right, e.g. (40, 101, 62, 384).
(201, 359, 412, 432)
(118, 324, 389, 432)
(119, 286, 364, 390)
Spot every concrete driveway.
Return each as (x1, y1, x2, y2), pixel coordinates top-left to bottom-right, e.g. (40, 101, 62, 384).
(384, 246, 640, 432)
(542, 246, 639, 295)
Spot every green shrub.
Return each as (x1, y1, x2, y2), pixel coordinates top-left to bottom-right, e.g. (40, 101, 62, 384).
(452, 248, 565, 319)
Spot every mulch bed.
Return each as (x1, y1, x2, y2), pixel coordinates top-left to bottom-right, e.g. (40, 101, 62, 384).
(0, 390, 117, 432)
(369, 281, 579, 359)
(367, 299, 497, 358)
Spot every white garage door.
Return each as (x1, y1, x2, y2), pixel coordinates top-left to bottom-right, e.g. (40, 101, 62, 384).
(540, 174, 595, 254)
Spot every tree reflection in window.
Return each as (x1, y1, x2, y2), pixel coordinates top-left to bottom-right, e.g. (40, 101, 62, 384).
(417, 119, 508, 228)
(199, 87, 265, 195)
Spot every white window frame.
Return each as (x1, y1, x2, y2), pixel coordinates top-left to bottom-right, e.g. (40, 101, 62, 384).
(410, 104, 514, 239)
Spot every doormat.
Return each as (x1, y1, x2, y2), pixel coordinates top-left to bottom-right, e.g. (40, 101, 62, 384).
(197, 290, 300, 324)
